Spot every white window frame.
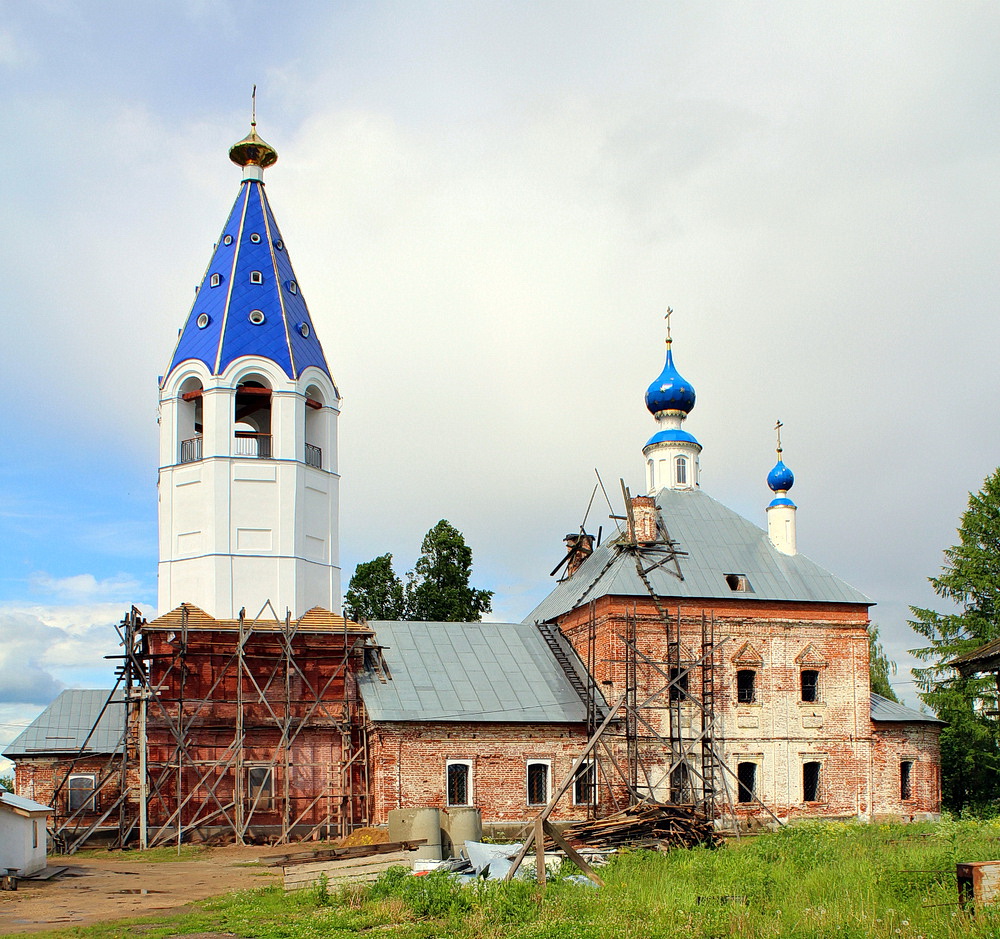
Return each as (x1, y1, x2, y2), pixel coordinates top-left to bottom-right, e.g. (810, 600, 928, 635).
(675, 455, 688, 486)
(526, 759, 552, 806)
(210, 272, 222, 288)
(246, 765, 274, 811)
(250, 270, 263, 284)
(67, 773, 97, 813)
(446, 760, 473, 807)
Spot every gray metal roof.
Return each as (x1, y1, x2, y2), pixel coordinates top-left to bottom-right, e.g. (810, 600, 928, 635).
(870, 693, 943, 724)
(0, 791, 52, 815)
(525, 488, 871, 624)
(3, 689, 125, 758)
(358, 621, 589, 723)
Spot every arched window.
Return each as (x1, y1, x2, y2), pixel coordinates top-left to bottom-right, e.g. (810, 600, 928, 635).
(234, 376, 272, 458)
(178, 377, 203, 463)
(675, 455, 688, 486)
(304, 384, 325, 469)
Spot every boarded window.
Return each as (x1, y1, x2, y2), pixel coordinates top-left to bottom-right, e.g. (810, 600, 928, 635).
(737, 669, 756, 704)
(247, 766, 273, 810)
(737, 762, 756, 803)
(801, 669, 820, 703)
(803, 761, 821, 802)
(900, 760, 914, 800)
(527, 761, 549, 806)
(669, 666, 689, 702)
(67, 774, 96, 813)
(573, 761, 596, 805)
(447, 762, 471, 806)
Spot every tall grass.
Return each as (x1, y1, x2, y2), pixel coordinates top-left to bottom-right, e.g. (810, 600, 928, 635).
(15, 818, 1000, 939)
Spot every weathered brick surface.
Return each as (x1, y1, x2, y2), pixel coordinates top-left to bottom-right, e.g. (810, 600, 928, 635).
(15, 757, 123, 832)
(554, 594, 941, 820)
(368, 721, 600, 825)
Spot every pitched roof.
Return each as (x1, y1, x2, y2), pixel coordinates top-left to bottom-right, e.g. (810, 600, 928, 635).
(870, 692, 943, 724)
(164, 177, 331, 382)
(948, 637, 1000, 676)
(144, 603, 370, 634)
(525, 488, 871, 624)
(0, 791, 52, 815)
(3, 690, 125, 758)
(358, 621, 589, 723)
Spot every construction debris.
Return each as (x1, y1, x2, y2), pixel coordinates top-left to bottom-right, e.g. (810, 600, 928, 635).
(275, 839, 426, 890)
(555, 801, 714, 851)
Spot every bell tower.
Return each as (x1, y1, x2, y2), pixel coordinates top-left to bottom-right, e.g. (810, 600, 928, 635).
(157, 120, 341, 618)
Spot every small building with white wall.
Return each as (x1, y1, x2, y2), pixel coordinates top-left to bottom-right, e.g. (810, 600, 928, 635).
(0, 791, 51, 877)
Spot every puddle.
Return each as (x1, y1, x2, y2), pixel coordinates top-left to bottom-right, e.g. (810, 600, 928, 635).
(115, 889, 163, 895)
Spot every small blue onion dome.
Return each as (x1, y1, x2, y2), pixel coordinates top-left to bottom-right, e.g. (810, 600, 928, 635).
(645, 343, 696, 415)
(767, 460, 795, 492)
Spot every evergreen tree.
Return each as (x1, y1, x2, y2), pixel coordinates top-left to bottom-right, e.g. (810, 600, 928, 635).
(909, 467, 1000, 811)
(406, 519, 493, 622)
(868, 624, 900, 702)
(344, 553, 407, 622)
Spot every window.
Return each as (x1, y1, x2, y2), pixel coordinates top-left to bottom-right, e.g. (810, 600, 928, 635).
(274, 239, 284, 251)
(32, 820, 38, 849)
(669, 666, 689, 702)
(197, 313, 210, 329)
(737, 762, 756, 803)
(287, 280, 298, 294)
(675, 455, 687, 486)
(67, 774, 96, 813)
(250, 270, 263, 284)
(298, 322, 310, 338)
(210, 273, 222, 287)
(900, 760, 914, 800)
(573, 761, 596, 805)
(803, 761, 821, 802)
(223, 234, 234, 246)
(247, 766, 273, 810)
(725, 573, 748, 591)
(447, 761, 472, 806)
(250, 232, 261, 243)
(801, 669, 820, 703)
(737, 669, 756, 704)
(248, 309, 265, 325)
(527, 760, 550, 806)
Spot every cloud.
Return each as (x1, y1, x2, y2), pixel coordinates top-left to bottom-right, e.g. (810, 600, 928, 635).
(29, 572, 142, 605)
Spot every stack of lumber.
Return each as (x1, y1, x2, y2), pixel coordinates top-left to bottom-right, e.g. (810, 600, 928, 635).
(556, 802, 714, 851)
(262, 839, 425, 890)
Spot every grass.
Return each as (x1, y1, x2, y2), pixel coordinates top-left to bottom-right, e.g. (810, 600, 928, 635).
(12, 817, 1000, 939)
(70, 844, 206, 863)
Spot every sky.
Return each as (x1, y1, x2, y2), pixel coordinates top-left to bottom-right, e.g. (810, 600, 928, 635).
(2, 0, 999, 766)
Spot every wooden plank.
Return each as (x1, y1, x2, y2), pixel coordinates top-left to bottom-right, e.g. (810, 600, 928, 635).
(543, 821, 604, 887)
(283, 851, 412, 890)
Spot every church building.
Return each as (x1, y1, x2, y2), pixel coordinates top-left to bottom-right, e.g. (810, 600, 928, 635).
(6, 123, 941, 847)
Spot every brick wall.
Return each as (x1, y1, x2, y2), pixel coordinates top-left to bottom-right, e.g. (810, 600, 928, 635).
(14, 755, 123, 833)
(368, 721, 600, 826)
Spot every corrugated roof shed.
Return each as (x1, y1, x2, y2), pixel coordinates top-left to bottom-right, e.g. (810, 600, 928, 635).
(3, 690, 125, 758)
(525, 488, 871, 624)
(358, 621, 588, 723)
(870, 693, 943, 724)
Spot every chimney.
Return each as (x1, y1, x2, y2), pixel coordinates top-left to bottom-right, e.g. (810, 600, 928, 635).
(562, 533, 595, 578)
(630, 495, 658, 544)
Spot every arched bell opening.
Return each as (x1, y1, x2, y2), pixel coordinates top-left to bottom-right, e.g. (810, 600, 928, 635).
(234, 375, 272, 458)
(178, 376, 204, 463)
(304, 383, 326, 469)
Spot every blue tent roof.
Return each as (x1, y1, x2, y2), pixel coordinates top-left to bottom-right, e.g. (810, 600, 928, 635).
(164, 179, 330, 382)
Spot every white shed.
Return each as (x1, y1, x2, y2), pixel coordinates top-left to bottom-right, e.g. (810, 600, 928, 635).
(0, 791, 51, 877)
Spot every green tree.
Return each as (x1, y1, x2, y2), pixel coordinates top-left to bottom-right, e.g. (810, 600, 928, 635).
(910, 467, 1000, 811)
(406, 520, 493, 622)
(344, 553, 406, 622)
(868, 624, 900, 702)
(0, 774, 12, 793)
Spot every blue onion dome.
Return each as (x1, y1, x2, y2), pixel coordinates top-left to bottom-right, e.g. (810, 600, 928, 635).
(645, 342, 696, 415)
(767, 459, 795, 492)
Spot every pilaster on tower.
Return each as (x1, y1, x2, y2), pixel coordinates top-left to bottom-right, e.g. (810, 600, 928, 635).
(157, 120, 342, 619)
(642, 311, 702, 493)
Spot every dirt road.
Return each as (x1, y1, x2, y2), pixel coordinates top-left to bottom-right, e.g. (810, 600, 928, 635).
(0, 846, 284, 935)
